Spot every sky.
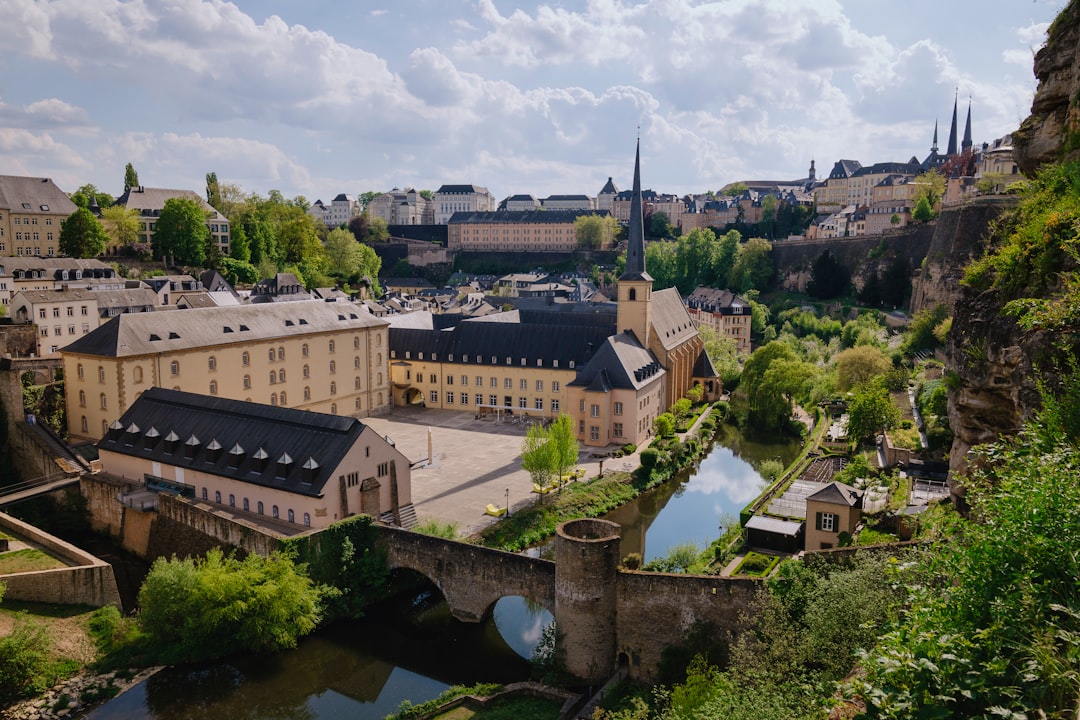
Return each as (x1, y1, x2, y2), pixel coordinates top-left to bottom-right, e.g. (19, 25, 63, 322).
(0, 0, 1066, 204)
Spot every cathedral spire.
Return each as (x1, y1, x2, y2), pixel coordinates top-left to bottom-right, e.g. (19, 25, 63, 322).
(946, 91, 959, 156)
(620, 138, 651, 282)
(962, 98, 973, 151)
(931, 119, 939, 153)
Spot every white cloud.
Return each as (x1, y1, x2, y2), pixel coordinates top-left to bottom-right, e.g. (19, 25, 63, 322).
(0, 97, 92, 130)
(1016, 21, 1050, 46)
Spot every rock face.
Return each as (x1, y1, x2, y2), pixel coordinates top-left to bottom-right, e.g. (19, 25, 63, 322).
(909, 199, 1015, 316)
(1013, 0, 1080, 176)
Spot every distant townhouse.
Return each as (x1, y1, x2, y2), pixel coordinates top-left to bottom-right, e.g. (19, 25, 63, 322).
(612, 190, 685, 229)
(306, 200, 330, 226)
(327, 194, 360, 227)
(813, 160, 862, 214)
(143, 274, 204, 306)
(98, 388, 412, 529)
(865, 175, 915, 235)
(976, 135, 1023, 193)
(61, 302, 391, 442)
(541, 195, 595, 211)
(685, 287, 752, 355)
(845, 161, 920, 209)
(367, 189, 435, 226)
(0, 258, 121, 307)
(0, 175, 78, 258)
(447, 210, 614, 252)
(113, 186, 230, 256)
(434, 185, 496, 225)
(11, 287, 157, 357)
(501, 194, 541, 211)
(596, 177, 619, 213)
(382, 277, 436, 295)
(250, 273, 314, 303)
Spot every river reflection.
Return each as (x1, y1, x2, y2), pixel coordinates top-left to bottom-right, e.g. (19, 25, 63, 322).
(88, 592, 540, 720)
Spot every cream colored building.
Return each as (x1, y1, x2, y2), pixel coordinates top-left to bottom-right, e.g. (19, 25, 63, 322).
(804, 481, 863, 551)
(447, 210, 613, 252)
(0, 258, 122, 307)
(98, 388, 412, 529)
(11, 287, 157, 357)
(0, 175, 78, 258)
(434, 184, 496, 224)
(367, 189, 435, 225)
(685, 286, 752, 355)
(113, 186, 230, 256)
(61, 302, 390, 443)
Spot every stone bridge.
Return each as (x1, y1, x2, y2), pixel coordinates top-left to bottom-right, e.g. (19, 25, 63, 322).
(377, 524, 556, 622)
(375, 519, 759, 684)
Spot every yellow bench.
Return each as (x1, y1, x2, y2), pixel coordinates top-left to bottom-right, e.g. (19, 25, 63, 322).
(485, 503, 507, 517)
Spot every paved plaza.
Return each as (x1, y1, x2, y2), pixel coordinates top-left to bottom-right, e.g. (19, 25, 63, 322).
(362, 407, 623, 536)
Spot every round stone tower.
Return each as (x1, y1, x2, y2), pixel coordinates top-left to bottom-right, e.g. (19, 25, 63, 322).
(554, 518, 621, 684)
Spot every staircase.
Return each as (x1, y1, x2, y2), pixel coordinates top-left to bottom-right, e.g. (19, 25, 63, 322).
(382, 503, 418, 529)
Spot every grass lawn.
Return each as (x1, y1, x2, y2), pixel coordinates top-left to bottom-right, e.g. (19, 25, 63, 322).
(732, 551, 780, 577)
(0, 548, 67, 574)
(432, 696, 562, 720)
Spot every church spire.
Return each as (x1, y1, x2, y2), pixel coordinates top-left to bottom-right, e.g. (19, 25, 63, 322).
(946, 91, 959, 156)
(931, 119, 939, 153)
(962, 98, 973, 151)
(620, 138, 651, 282)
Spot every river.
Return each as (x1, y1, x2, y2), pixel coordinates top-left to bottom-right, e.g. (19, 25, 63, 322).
(86, 423, 801, 719)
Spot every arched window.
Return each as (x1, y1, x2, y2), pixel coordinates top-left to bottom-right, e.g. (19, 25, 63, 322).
(288, 509, 295, 523)
(243, 375, 251, 389)
(242, 351, 250, 366)
(170, 360, 179, 376)
(272, 505, 279, 519)
(77, 363, 84, 379)
(229, 494, 235, 508)
(269, 371, 276, 384)
(278, 369, 285, 382)
(209, 380, 217, 395)
(303, 512, 311, 527)
(354, 336, 360, 350)
(201, 488, 208, 500)
(214, 491, 221, 503)
(277, 347, 284, 361)
(268, 348, 275, 362)
(329, 360, 336, 374)
(354, 377, 361, 390)
(270, 393, 277, 406)
(303, 365, 309, 378)
(257, 501, 264, 515)
(302, 343, 309, 357)
(98, 366, 105, 383)
(133, 366, 143, 383)
(329, 340, 335, 353)
(243, 498, 249, 511)
(355, 397, 361, 410)
(330, 403, 337, 414)
(354, 356, 360, 369)
(80, 416, 88, 433)
(330, 381, 337, 395)
(279, 391, 287, 405)
(377, 372, 382, 384)
(376, 334, 382, 346)
(102, 419, 107, 435)
(629, 288, 636, 301)
(303, 386, 311, 400)
(100, 393, 107, 409)
(79, 390, 86, 407)
(377, 352, 382, 365)
(208, 356, 216, 371)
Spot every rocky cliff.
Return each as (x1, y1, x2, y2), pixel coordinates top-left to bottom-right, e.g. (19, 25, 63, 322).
(1013, 0, 1080, 175)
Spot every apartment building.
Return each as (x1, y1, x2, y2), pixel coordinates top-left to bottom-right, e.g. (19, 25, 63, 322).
(366, 189, 435, 226)
(0, 175, 78, 259)
(434, 185, 496, 224)
(0, 258, 121, 307)
(61, 302, 391, 442)
(11, 286, 157, 357)
(447, 210, 613, 252)
(113, 186, 230, 256)
(684, 287, 752, 355)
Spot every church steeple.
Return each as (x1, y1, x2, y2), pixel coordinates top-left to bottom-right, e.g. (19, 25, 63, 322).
(930, 119, 939, 153)
(620, 139, 650, 282)
(617, 138, 653, 347)
(961, 99, 973, 152)
(946, 92, 959, 156)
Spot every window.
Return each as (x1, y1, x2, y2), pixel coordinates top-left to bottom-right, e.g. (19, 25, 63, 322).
(355, 377, 362, 390)
(519, 397, 527, 408)
(476, 376, 483, 387)
(202, 488, 208, 500)
(278, 369, 285, 382)
(355, 357, 361, 369)
(214, 491, 221, 503)
(591, 404, 600, 417)
(328, 340, 335, 353)
(243, 375, 251, 389)
(257, 501, 264, 515)
(490, 377, 497, 388)
(269, 371, 277, 385)
(288, 509, 295, 523)
(208, 356, 216, 371)
(818, 512, 837, 533)
(461, 375, 468, 386)
(66, 306, 73, 317)
(430, 390, 438, 404)
(268, 348, 276, 362)
(272, 505, 279, 519)
(446, 375, 453, 385)
(229, 494, 235, 508)
(354, 336, 360, 350)
(243, 498, 250, 511)
(134, 366, 143, 383)
(614, 402, 623, 415)
(590, 426, 600, 441)
(446, 392, 455, 404)
(535, 398, 543, 410)
(170, 361, 179, 376)
(81, 305, 87, 316)
(579, 420, 585, 434)
(489, 394, 498, 406)
(53, 307, 60, 318)
(304, 386, 311, 400)
(330, 381, 337, 394)
(580, 400, 585, 412)
(552, 399, 560, 412)
(329, 360, 336, 374)
(99, 366, 106, 383)
(302, 343, 309, 357)
(277, 347, 284, 361)
(519, 378, 527, 390)
(209, 380, 217, 395)
(535, 380, 543, 392)
(79, 390, 86, 407)
(77, 363, 84, 379)
(242, 351, 250, 366)
(504, 378, 512, 389)
(377, 462, 389, 476)
(303, 512, 311, 527)
(303, 364, 309, 379)
(279, 391, 287, 405)
(100, 393, 107, 409)
(270, 393, 277, 406)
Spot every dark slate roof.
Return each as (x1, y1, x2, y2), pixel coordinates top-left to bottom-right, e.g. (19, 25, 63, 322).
(693, 348, 719, 379)
(436, 184, 490, 194)
(505, 194, 538, 201)
(333, 193, 355, 202)
(686, 286, 749, 314)
(0, 175, 78, 218)
(807, 481, 863, 507)
(827, 160, 862, 180)
(390, 320, 610, 368)
(568, 332, 663, 390)
(98, 387, 382, 497)
(620, 140, 652, 283)
(851, 161, 921, 177)
(447, 210, 609, 224)
(650, 288, 697, 351)
(599, 177, 619, 194)
(542, 194, 591, 201)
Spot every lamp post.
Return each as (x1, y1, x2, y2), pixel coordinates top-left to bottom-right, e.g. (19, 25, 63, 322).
(505, 488, 510, 518)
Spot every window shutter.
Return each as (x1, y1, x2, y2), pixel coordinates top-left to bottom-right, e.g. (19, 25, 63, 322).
(815, 512, 822, 531)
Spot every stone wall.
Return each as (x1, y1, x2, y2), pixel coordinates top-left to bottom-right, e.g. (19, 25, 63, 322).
(147, 495, 283, 561)
(81, 474, 129, 537)
(0, 511, 121, 608)
(377, 524, 556, 622)
(615, 571, 758, 683)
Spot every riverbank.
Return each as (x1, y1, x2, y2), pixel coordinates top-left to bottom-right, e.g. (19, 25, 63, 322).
(4, 666, 162, 720)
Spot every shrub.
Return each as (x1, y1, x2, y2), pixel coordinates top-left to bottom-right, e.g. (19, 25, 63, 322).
(621, 443, 637, 455)
(639, 448, 660, 469)
(621, 553, 642, 570)
(0, 616, 51, 704)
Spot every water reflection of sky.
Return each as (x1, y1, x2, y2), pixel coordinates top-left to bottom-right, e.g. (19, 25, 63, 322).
(684, 447, 765, 505)
(493, 597, 553, 659)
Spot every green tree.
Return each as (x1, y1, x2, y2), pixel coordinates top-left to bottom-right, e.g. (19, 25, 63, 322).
(521, 423, 555, 488)
(58, 207, 108, 258)
(549, 414, 578, 482)
(760, 194, 778, 238)
(100, 205, 141, 248)
(123, 162, 139, 194)
(912, 195, 934, 222)
(890, 212, 901, 225)
(205, 171, 223, 211)
(728, 237, 773, 292)
(277, 214, 323, 264)
(69, 183, 113, 209)
(654, 412, 676, 438)
(833, 345, 892, 391)
(845, 383, 900, 443)
(902, 305, 948, 356)
(699, 325, 742, 388)
(218, 257, 258, 285)
(644, 240, 678, 290)
(911, 169, 945, 209)
(358, 190, 380, 209)
(806, 249, 850, 299)
(646, 210, 673, 239)
(137, 548, 325, 663)
(153, 197, 210, 265)
(574, 213, 618, 249)
(229, 222, 251, 262)
(324, 227, 365, 282)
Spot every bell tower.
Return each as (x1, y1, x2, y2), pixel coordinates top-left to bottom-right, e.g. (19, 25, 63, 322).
(616, 139, 653, 347)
